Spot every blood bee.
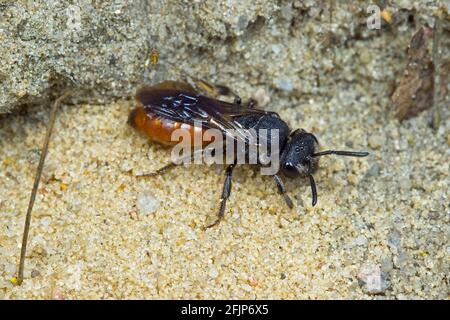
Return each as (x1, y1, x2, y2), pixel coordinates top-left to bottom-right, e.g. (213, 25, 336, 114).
(128, 80, 369, 228)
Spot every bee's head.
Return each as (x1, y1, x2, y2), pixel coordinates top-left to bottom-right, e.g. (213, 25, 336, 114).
(280, 129, 369, 206)
(280, 129, 319, 178)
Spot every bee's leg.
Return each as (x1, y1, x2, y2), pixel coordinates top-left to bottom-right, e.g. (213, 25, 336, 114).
(136, 162, 178, 177)
(208, 82, 241, 105)
(193, 79, 242, 105)
(136, 148, 203, 177)
(247, 98, 257, 109)
(205, 163, 236, 228)
(160, 61, 243, 104)
(193, 79, 260, 108)
(273, 174, 294, 209)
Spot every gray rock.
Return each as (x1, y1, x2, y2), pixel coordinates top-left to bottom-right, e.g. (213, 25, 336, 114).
(0, 1, 152, 113)
(354, 234, 368, 246)
(381, 256, 394, 273)
(388, 229, 402, 249)
(30, 269, 40, 278)
(365, 164, 381, 177)
(1, 2, 447, 116)
(275, 78, 294, 92)
(357, 263, 391, 295)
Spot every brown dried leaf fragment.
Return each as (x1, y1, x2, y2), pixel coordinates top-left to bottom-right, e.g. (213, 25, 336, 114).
(391, 27, 434, 121)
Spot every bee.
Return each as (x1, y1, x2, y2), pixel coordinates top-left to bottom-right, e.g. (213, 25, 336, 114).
(128, 80, 369, 228)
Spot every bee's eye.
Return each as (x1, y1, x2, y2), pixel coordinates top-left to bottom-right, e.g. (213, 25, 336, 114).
(294, 146, 304, 153)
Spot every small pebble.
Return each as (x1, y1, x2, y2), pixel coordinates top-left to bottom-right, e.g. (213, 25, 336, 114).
(354, 234, 368, 246)
(275, 78, 293, 91)
(388, 229, 402, 249)
(40, 217, 52, 227)
(242, 284, 253, 292)
(357, 263, 390, 294)
(51, 288, 65, 300)
(254, 87, 271, 107)
(271, 44, 282, 55)
(368, 134, 385, 149)
(120, 160, 133, 172)
(365, 164, 381, 177)
(209, 267, 219, 279)
(381, 256, 393, 273)
(137, 192, 160, 215)
(31, 269, 40, 278)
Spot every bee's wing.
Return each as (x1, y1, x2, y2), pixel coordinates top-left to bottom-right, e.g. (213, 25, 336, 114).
(135, 85, 271, 144)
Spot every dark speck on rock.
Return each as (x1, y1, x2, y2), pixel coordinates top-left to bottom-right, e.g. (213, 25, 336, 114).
(294, 112, 303, 122)
(345, 141, 354, 148)
(108, 54, 118, 66)
(428, 211, 439, 220)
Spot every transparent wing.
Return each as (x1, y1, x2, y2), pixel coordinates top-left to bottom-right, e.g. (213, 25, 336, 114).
(135, 85, 271, 144)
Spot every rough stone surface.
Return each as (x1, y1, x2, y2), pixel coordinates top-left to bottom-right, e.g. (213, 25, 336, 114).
(0, 1, 449, 299)
(0, 1, 448, 114)
(0, 1, 153, 112)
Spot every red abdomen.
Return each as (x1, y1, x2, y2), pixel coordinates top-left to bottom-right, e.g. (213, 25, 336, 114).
(128, 106, 206, 146)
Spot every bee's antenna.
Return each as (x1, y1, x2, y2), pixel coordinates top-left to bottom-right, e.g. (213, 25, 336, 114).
(309, 174, 317, 207)
(296, 163, 318, 207)
(15, 91, 72, 285)
(312, 150, 369, 157)
(307, 150, 367, 206)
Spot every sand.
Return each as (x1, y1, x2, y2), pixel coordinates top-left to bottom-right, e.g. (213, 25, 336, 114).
(1, 1, 449, 300)
(0, 79, 448, 299)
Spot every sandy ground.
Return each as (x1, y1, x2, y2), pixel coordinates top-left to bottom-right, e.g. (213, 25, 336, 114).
(0, 79, 448, 299)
